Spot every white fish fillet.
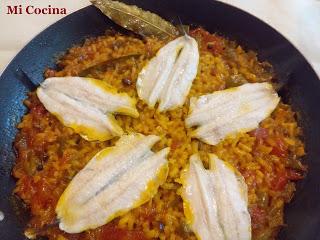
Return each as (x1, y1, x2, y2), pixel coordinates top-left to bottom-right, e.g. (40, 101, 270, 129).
(181, 154, 251, 240)
(185, 82, 280, 145)
(37, 77, 138, 141)
(56, 133, 169, 233)
(136, 35, 199, 112)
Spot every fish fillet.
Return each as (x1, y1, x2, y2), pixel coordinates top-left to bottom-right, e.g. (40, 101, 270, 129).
(185, 82, 280, 145)
(37, 77, 138, 141)
(181, 154, 251, 240)
(56, 133, 169, 233)
(136, 35, 199, 112)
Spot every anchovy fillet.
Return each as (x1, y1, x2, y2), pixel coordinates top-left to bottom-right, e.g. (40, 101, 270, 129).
(37, 77, 138, 141)
(181, 154, 251, 240)
(136, 35, 199, 112)
(186, 82, 280, 145)
(56, 133, 169, 233)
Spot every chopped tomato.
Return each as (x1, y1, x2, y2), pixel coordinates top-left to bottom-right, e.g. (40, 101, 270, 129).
(270, 168, 304, 191)
(189, 27, 224, 54)
(250, 128, 268, 144)
(98, 224, 147, 240)
(18, 176, 33, 197)
(270, 171, 288, 191)
(250, 206, 267, 230)
(31, 179, 55, 211)
(250, 129, 288, 158)
(25, 129, 35, 147)
(61, 151, 72, 164)
(30, 104, 47, 117)
(286, 169, 304, 180)
(171, 139, 183, 150)
(240, 169, 257, 188)
(270, 138, 287, 158)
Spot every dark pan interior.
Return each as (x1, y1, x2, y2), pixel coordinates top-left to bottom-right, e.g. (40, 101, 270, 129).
(1, 1, 320, 239)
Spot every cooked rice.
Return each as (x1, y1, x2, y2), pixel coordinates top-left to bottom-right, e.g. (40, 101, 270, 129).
(13, 29, 305, 240)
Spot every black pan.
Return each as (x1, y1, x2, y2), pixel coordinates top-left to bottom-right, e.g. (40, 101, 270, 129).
(1, 1, 320, 239)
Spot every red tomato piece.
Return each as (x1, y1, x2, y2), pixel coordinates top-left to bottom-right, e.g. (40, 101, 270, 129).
(270, 138, 288, 158)
(270, 172, 288, 191)
(250, 128, 269, 144)
(286, 169, 304, 180)
(31, 104, 47, 117)
(250, 206, 267, 230)
(190, 27, 224, 54)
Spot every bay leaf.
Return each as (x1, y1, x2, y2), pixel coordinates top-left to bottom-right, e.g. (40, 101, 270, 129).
(91, 0, 179, 39)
